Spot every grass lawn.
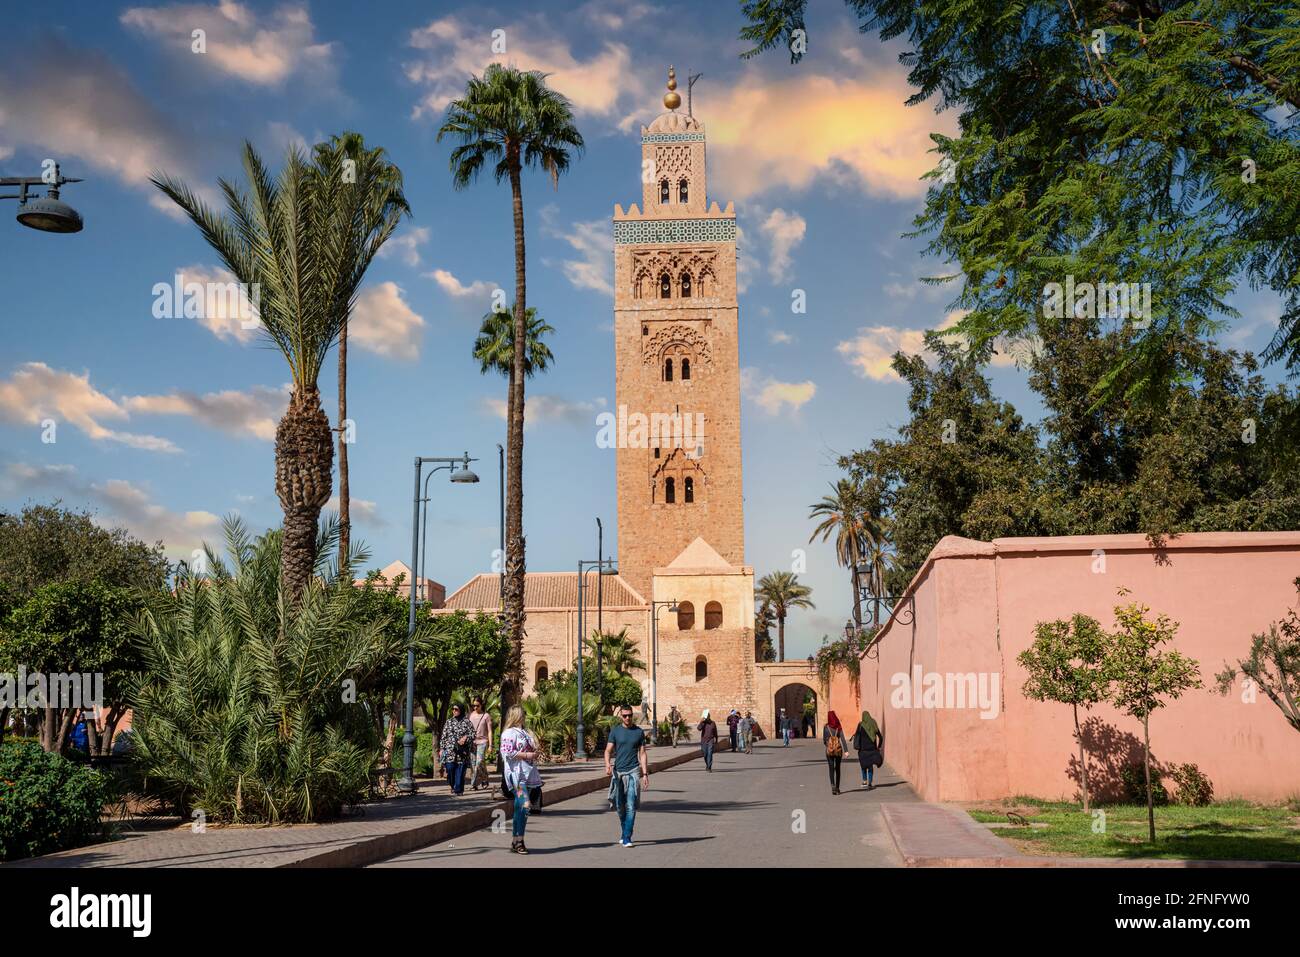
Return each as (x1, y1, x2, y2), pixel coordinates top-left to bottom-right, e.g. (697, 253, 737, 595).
(966, 797, 1300, 862)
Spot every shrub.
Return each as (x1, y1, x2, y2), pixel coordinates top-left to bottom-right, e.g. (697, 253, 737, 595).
(0, 742, 109, 861)
(603, 673, 643, 709)
(127, 519, 406, 824)
(1169, 762, 1214, 806)
(1120, 762, 1168, 806)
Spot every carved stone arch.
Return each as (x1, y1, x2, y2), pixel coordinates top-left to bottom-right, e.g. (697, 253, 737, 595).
(642, 323, 713, 369)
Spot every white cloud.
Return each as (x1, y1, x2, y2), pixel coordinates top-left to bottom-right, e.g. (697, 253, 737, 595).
(0, 36, 209, 210)
(120, 2, 336, 88)
(379, 226, 431, 268)
(736, 224, 759, 295)
(326, 494, 384, 527)
(768, 330, 795, 345)
(0, 461, 220, 557)
(350, 282, 426, 360)
(541, 206, 613, 296)
(427, 268, 497, 304)
(838, 310, 1031, 378)
(760, 208, 806, 283)
(125, 384, 288, 440)
(741, 369, 815, 415)
(165, 264, 260, 344)
(0, 363, 179, 452)
(404, 13, 652, 130)
(480, 394, 603, 430)
(708, 60, 959, 202)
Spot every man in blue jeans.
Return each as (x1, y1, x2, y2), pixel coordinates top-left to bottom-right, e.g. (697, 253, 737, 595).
(780, 708, 791, 746)
(605, 705, 649, 847)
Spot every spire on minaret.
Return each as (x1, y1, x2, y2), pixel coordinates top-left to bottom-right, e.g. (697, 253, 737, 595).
(663, 65, 681, 111)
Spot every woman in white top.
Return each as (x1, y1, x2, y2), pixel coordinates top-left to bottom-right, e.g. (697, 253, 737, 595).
(499, 705, 541, 855)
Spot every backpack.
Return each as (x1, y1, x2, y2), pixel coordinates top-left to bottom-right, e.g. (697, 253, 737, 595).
(826, 728, 843, 758)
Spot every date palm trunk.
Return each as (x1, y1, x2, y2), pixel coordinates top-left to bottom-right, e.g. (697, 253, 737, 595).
(275, 385, 334, 604)
(778, 612, 786, 663)
(500, 145, 528, 723)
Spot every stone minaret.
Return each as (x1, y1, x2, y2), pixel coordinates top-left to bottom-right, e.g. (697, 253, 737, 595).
(613, 67, 745, 599)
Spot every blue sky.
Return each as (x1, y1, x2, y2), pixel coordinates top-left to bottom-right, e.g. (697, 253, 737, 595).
(0, 1, 1289, 658)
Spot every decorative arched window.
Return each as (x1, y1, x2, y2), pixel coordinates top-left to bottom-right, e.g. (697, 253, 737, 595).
(664, 358, 674, 381)
(682, 358, 691, 380)
(665, 477, 675, 504)
(684, 476, 694, 503)
(677, 601, 695, 630)
(659, 272, 671, 298)
(680, 272, 692, 298)
(679, 179, 689, 203)
(704, 601, 723, 629)
(535, 661, 549, 684)
(659, 179, 670, 203)
(695, 655, 708, 681)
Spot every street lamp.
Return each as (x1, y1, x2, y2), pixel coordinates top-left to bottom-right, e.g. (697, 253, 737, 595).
(398, 452, 479, 794)
(2, 165, 84, 233)
(650, 599, 679, 740)
(575, 556, 617, 758)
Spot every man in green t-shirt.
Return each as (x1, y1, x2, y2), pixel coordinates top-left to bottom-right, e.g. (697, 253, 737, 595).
(605, 704, 649, 847)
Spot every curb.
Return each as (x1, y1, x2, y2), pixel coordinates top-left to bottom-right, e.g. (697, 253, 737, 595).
(282, 744, 719, 868)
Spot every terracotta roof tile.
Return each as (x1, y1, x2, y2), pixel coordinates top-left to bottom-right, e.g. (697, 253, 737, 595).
(442, 572, 647, 611)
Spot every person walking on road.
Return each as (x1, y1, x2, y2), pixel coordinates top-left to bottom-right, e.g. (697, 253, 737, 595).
(668, 705, 682, 748)
(439, 703, 475, 796)
(726, 709, 740, 752)
(466, 696, 493, 791)
(738, 711, 752, 754)
(500, 705, 541, 854)
(605, 704, 650, 847)
(852, 710, 884, 790)
(697, 709, 718, 772)
(779, 708, 791, 747)
(823, 710, 848, 795)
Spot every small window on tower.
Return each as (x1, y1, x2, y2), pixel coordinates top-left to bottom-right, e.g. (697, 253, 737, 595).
(659, 179, 670, 203)
(664, 358, 673, 381)
(681, 273, 691, 298)
(654, 447, 660, 458)
(660, 273, 671, 298)
(682, 358, 691, 380)
(684, 476, 694, 503)
(679, 179, 689, 203)
(665, 477, 676, 504)
(642, 325, 648, 335)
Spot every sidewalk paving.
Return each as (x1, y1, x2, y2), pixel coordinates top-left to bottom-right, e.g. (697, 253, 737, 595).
(4, 744, 716, 869)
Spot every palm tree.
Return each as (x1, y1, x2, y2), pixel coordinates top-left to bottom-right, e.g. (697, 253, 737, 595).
(755, 571, 815, 662)
(152, 140, 408, 602)
(438, 64, 584, 722)
(311, 134, 410, 574)
(857, 522, 898, 628)
(472, 305, 555, 378)
(597, 627, 646, 677)
(808, 479, 870, 633)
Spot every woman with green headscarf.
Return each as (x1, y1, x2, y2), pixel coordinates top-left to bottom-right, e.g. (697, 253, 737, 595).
(851, 710, 884, 790)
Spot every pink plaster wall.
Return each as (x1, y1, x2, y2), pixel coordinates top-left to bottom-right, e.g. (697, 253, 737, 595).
(828, 532, 1300, 803)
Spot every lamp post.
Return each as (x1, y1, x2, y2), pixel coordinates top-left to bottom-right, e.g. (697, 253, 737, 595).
(575, 556, 617, 758)
(650, 599, 679, 740)
(1, 164, 85, 232)
(398, 453, 479, 794)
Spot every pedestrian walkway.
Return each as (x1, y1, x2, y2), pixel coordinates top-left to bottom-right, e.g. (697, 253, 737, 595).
(3, 748, 708, 869)
(374, 737, 920, 867)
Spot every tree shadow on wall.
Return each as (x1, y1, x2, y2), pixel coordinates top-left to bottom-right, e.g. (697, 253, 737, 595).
(1065, 717, 1160, 805)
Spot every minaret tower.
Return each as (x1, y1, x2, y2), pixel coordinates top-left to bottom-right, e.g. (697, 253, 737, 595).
(613, 67, 745, 599)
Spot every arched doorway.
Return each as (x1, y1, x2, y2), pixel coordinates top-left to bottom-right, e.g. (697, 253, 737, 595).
(774, 683, 818, 738)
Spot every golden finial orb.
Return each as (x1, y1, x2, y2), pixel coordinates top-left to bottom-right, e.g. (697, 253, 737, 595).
(663, 65, 681, 110)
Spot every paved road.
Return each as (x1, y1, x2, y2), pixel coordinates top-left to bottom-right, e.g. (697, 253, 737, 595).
(372, 737, 917, 867)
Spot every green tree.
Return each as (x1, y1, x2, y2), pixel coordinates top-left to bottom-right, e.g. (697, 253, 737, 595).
(128, 517, 405, 823)
(755, 570, 814, 662)
(739, 1, 1300, 401)
(417, 610, 510, 759)
(0, 580, 142, 754)
(473, 305, 556, 378)
(1216, 578, 1300, 735)
(754, 601, 777, 662)
(1018, 614, 1110, 812)
(438, 64, 584, 726)
(1104, 595, 1202, 842)
(596, 627, 645, 677)
(0, 503, 168, 602)
(152, 138, 409, 603)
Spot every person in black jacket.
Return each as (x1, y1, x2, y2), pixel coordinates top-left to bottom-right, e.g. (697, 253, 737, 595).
(822, 711, 848, 795)
(852, 710, 884, 790)
(697, 710, 718, 771)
